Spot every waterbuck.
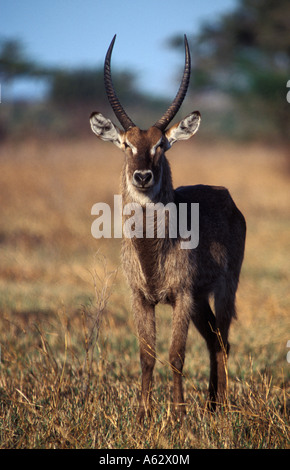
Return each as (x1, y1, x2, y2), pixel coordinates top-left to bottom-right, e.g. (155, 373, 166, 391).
(90, 35, 246, 422)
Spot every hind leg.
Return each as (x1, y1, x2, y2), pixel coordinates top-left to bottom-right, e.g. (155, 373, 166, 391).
(212, 288, 237, 406)
(191, 295, 232, 409)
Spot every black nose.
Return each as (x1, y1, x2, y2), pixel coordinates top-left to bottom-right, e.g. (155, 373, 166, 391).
(133, 170, 153, 187)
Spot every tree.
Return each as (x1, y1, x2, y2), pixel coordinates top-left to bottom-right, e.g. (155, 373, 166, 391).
(171, 0, 290, 142)
(0, 38, 170, 138)
(0, 38, 39, 83)
(49, 68, 140, 108)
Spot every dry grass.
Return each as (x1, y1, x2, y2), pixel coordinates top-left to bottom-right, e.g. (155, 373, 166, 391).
(0, 137, 289, 448)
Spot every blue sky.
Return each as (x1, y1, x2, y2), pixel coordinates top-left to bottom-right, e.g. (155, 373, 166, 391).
(2, 0, 237, 98)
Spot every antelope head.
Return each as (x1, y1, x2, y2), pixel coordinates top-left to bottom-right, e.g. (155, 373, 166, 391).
(90, 35, 201, 203)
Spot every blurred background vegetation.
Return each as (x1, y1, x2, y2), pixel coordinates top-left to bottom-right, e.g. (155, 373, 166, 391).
(1, 0, 289, 146)
(0, 0, 289, 448)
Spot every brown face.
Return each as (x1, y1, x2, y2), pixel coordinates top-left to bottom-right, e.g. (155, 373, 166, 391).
(122, 126, 168, 202)
(90, 109, 201, 205)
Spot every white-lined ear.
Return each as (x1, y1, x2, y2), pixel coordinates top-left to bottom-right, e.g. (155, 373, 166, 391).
(165, 111, 201, 146)
(90, 112, 124, 148)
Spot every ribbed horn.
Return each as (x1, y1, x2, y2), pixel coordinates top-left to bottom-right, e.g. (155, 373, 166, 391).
(154, 35, 191, 131)
(104, 35, 135, 130)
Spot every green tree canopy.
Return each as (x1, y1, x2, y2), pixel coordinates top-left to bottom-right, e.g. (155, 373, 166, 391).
(0, 38, 41, 82)
(171, 0, 290, 141)
(49, 67, 140, 108)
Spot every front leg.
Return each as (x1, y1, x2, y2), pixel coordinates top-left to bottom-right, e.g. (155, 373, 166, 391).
(169, 294, 191, 419)
(132, 292, 156, 423)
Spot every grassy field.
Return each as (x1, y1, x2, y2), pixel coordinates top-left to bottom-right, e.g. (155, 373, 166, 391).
(0, 137, 289, 449)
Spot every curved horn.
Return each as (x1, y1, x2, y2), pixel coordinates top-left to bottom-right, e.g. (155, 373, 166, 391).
(104, 35, 136, 130)
(154, 35, 191, 131)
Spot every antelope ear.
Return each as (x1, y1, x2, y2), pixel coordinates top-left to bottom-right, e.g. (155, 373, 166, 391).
(90, 112, 124, 148)
(165, 111, 201, 146)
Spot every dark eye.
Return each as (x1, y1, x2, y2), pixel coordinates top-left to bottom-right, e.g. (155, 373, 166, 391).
(123, 142, 129, 149)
